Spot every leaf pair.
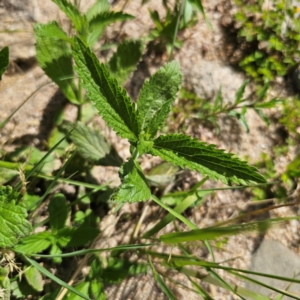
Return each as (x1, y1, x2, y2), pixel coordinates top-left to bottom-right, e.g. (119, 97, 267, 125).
(35, 0, 140, 105)
(73, 37, 182, 143)
(72, 37, 266, 203)
(51, 0, 133, 47)
(15, 194, 99, 260)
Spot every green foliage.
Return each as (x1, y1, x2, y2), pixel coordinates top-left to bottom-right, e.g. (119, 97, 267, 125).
(107, 40, 144, 85)
(87, 11, 134, 47)
(0, 186, 32, 248)
(3, 0, 296, 298)
(145, 161, 179, 189)
(72, 36, 265, 200)
(62, 121, 123, 166)
(280, 97, 300, 140)
(176, 81, 281, 133)
(234, 0, 300, 82)
(159, 219, 273, 243)
(5, 146, 57, 175)
(149, 134, 266, 184)
(0, 46, 9, 80)
(112, 158, 151, 203)
(148, 0, 197, 55)
(51, 0, 85, 32)
(73, 37, 139, 142)
(35, 0, 140, 112)
(0, 266, 10, 300)
(137, 61, 182, 138)
(15, 194, 99, 260)
(34, 22, 78, 104)
(24, 266, 44, 292)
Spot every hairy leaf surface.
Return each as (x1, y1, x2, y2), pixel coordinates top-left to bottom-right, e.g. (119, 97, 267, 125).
(63, 121, 123, 166)
(72, 37, 139, 142)
(89, 11, 134, 30)
(112, 159, 151, 203)
(49, 193, 68, 233)
(87, 11, 134, 47)
(0, 186, 32, 248)
(86, 0, 110, 21)
(34, 22, 78, 103)
(51, 0, 85, 32)
(137, 61, 182, 138)
(14, 232, 52, 254)
(24, 266, 44, 292)
(107, 40, 143, 85)
(0, 46, 9, 80)
(149, 134, 266, 184)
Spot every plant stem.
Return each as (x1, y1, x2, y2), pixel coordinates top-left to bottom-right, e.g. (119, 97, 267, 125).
(77, 79, 83, 121)
(131, 147, 140, 161)
(169, 0, 186, 60)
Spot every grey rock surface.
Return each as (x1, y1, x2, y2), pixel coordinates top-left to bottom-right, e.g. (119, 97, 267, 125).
(247, 239, 300, 299)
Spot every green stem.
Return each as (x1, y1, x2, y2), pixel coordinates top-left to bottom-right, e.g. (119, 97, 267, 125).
(169, 0, 186, 61)
(77, 79, 83, 121)
(131, 147, 140, 161)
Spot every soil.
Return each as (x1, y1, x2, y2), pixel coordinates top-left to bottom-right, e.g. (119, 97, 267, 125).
(1, 0, 300, 299)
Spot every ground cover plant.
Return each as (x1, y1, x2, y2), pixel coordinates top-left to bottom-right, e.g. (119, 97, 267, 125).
(1, 0, 300, 299)
(233, 0, 300, 83)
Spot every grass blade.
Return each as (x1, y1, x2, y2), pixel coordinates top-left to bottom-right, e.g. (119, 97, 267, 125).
(148, 256, 177, 300)
(23, 255, 91, 300)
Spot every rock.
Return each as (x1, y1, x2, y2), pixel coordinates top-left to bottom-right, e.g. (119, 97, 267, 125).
(247, 239, 300, 299)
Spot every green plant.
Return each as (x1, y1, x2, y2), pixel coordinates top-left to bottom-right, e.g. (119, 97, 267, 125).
(2, 2, 300, 298)
(174, 80, 281, 133)
(234, 0, 300, 82)
(34, 0, 143, 121)
(147, 0, 205, 57)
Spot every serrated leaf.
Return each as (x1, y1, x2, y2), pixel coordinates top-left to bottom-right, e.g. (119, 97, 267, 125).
(256, 83, 269, 102)
(112, 159, 151, 203)
(63, 121, 123, 166)
(86, 0, 109, 21)
(137, 61, 182, 138)
(255, 108, 270, 126)
(51, 0, 85, 32)
(213, 87, 223, 111)
(34, 21, 71, 42)
(148, 134, 266, 185)
(24, 266, 44, 292)
(56, 226, 99, 248)
(0, 46, 9, 80)
(49, 193, 68, 232)
(0, 186, 32, 248)
(254, 98, 281, 109)
(67, 282, 90, 300)
(34, 22, 78, 104)
(88, 11, 134, 30)
(50, 243, 62, 264)
(235, 79, 249, 104)
(14, 232, 52, 254)
(87, 12, 134, 47)
(107, 40, 143, 85)
(68, 226, 99, 247)
(72, 37, 139, 142)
